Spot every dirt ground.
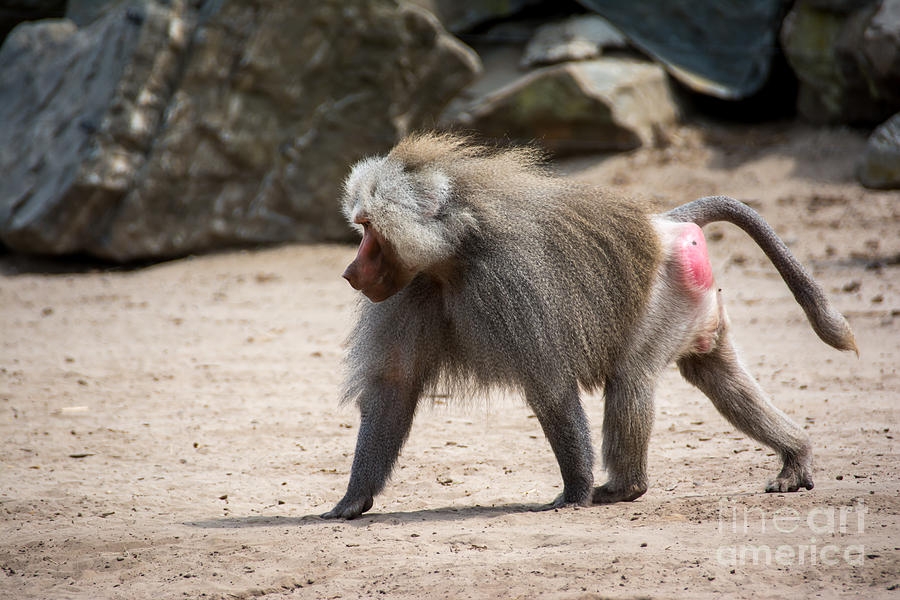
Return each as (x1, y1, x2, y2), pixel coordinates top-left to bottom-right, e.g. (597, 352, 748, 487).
(1, 122, 898, 599)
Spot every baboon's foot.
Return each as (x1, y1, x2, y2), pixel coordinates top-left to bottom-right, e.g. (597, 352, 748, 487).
(536, 489, 592, 511)
(765, 457, 814, 493)
(591, 482, 647, 504)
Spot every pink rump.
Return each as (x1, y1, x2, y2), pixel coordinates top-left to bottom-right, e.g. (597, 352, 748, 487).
(676, 223, 714, 291)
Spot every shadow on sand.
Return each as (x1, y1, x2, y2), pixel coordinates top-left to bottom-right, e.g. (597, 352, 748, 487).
(185, 502, 548, 529)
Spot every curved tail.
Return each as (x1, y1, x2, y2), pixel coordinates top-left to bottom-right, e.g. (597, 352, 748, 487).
(666, 196, 858, 354)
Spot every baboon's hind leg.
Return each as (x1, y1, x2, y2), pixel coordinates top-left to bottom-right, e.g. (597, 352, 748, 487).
(594, 374, 656, 503)
(677, 328, 814, 493)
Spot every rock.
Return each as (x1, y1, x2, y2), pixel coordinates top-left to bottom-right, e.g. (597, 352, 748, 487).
(445, 58, 678, 154)
(66, 0, 129, 27)
(97, 2, 479, 262)
(575, 0, 786, 100)
(861, 0, 900, 100)
(0, 0, 480, 261)
(0, 0, 65, 43)
(858, 113, 900, 189)
(410, 0, 546, 34)
(781, 0, 900, 125)
(520, 14, 627, 69)
(0, 3, 191, 257)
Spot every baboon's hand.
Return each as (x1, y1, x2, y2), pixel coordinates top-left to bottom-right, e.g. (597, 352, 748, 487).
(321, 494, 374, 519)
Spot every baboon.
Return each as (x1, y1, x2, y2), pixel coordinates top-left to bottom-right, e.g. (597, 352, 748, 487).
(322, 133, 857, 519)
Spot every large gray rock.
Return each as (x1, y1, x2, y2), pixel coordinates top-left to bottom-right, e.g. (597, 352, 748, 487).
(862, 0, 900, 101)
(0, 3, 191, 256)
(444, 58, 678, 154)
(858, 113, 900, 189)
(575, 0, 787, 100)
(0, 0, 481, 261)
(781, 0, 900, 125)
(65, 0, 128, 27)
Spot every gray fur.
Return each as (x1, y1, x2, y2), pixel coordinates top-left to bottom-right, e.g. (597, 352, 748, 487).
(322, 134, 853, 519)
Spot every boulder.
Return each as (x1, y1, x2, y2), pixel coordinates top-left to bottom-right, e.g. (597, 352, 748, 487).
(781, 0, 900, 125)
(66, 0, 129, 27)
(575, 0, 787, 100)
(858, 112, 900, 189)
(0, 0, 480, 261)
(0, 3, 191, 257)
(862, 0, 900, 102)
(520, 14, 627, 69)
(444, 58, 678, 154)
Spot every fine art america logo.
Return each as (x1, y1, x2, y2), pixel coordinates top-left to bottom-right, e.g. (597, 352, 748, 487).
(716, 499, 867, 567)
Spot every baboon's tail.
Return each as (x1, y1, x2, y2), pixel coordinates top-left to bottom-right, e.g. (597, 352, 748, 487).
(666, 195, 858, 354)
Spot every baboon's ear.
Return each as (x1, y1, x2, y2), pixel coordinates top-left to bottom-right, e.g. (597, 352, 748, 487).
(418, 168, 451, 218)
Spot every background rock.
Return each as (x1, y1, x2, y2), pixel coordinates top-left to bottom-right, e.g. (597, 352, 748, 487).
(781, 0, 900, 125)
(574, 0, 787, 99)
(3, 0, 894, 262)
(861, 0, 900, 104)
(66, 0, 129, 27)
(0, 0, 480, 261)
(0, 2, 190, 257)
(445, 58, 677, 154)
(520, 14, 627, 69)
(858, 112, 900, 189)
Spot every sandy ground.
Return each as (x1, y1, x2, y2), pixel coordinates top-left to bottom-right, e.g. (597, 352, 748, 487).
(1, 122, 898, 599)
